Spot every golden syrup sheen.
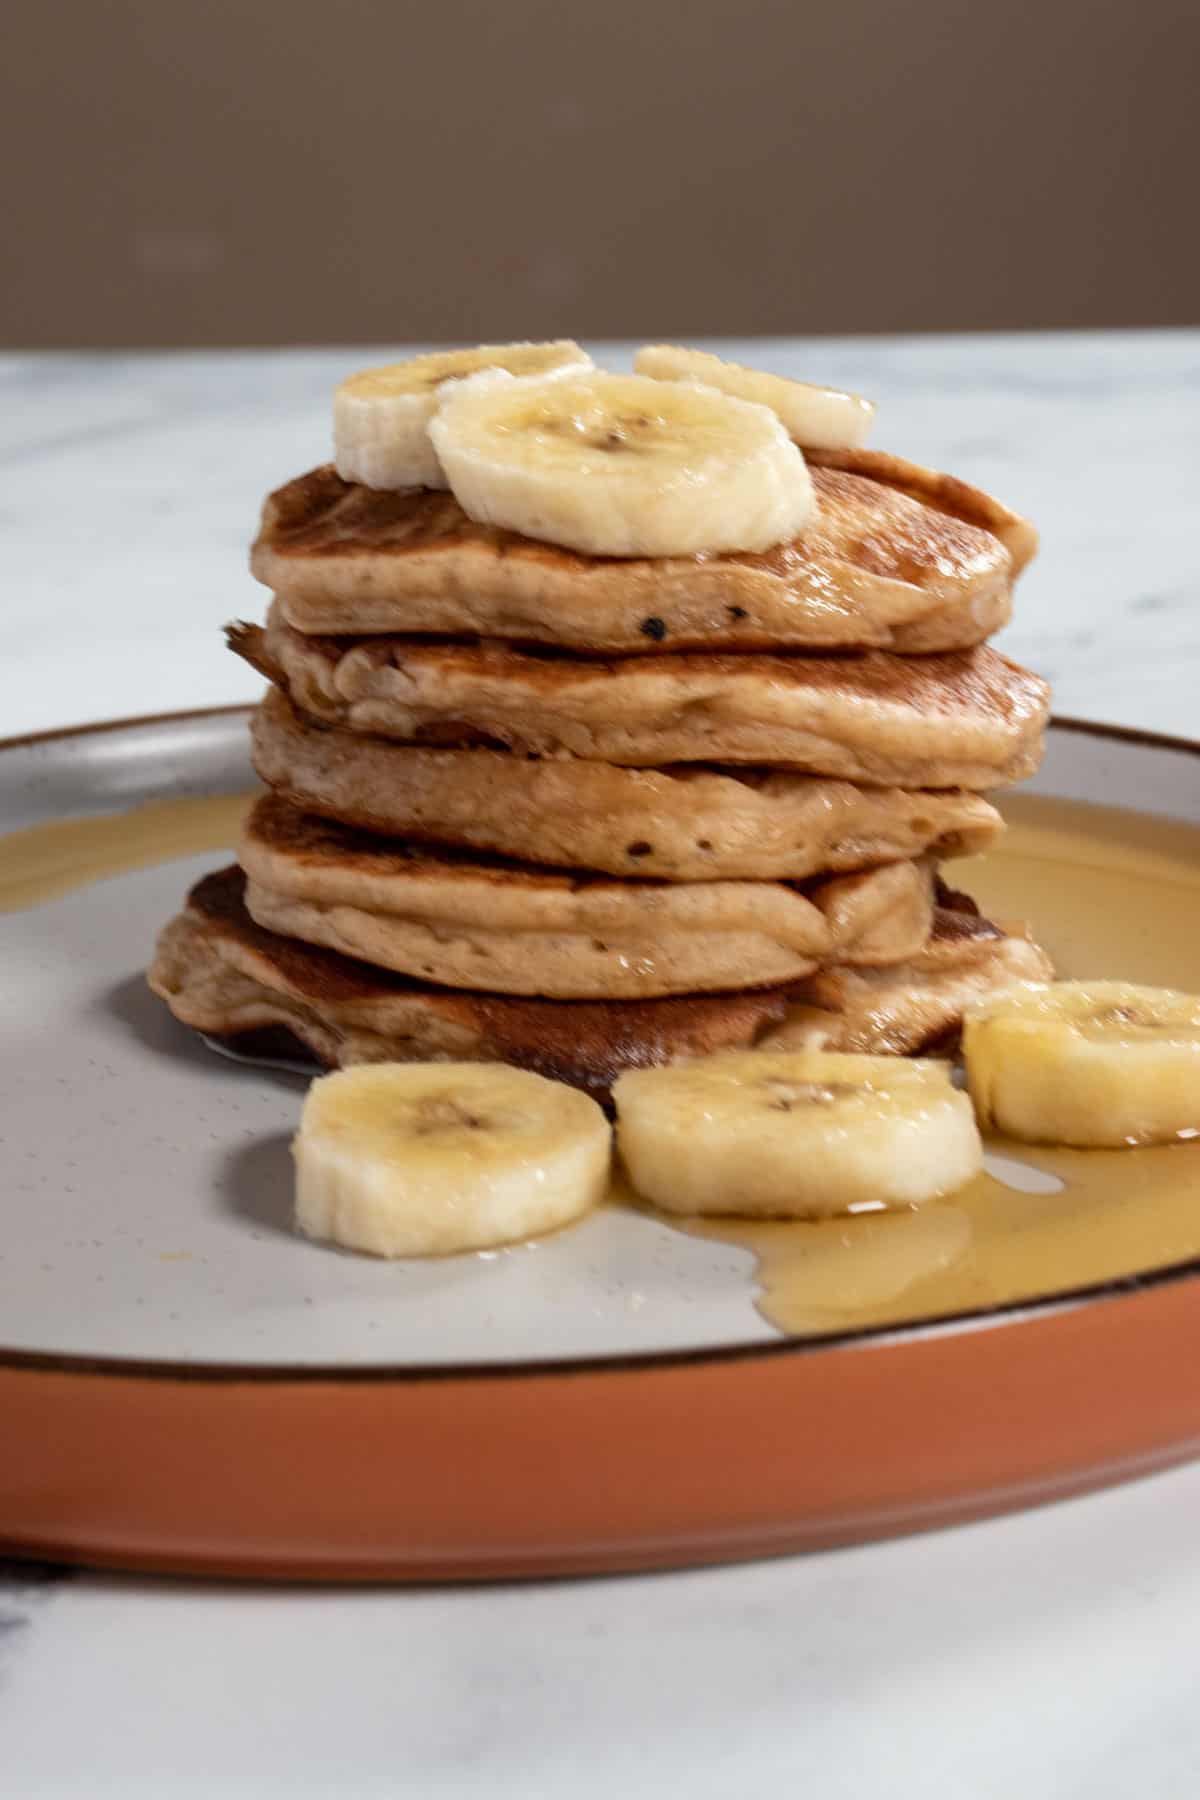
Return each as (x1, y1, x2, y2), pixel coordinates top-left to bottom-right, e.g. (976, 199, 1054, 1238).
(0, 793, 253, 912)
(682, 792, 1200, 1335)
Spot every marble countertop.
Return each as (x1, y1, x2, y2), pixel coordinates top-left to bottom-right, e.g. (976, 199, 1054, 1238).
(3, 332, 1200, 1796)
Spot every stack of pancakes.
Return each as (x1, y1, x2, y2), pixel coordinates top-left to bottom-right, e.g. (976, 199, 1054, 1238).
(151, 446, 1053, 1102)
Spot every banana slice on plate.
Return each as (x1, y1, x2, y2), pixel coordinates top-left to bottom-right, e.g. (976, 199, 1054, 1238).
(294, 1062, 611, 1257)
(965, 980, 1200, 1147)
(334, 341, 592, 490)
(634, 345, 875, 450)
(613, 1051, 981, 1219)
(429, 369, 815, 557)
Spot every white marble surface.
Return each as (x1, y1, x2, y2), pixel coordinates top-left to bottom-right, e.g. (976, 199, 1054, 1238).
(6, 1460, 1200, 1798)
(4, 333, 1200, 1795)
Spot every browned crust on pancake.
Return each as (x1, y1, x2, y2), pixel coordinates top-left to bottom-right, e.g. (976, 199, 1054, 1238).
(148, 866, 1044, 1102)
(251, 458, 1028, 654)
(240, 788, 914, 905)
(235, 612, 1052, 787)
(150, 867, 799, 1101)
(805, 449, 1039, 575)
(237, 795, 938, 997)
(767, 935, 1054, 1056)
(249, 687, 1006, 880)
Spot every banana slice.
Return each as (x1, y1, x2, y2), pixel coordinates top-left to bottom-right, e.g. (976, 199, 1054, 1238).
(294, 1062, 611, 1256)
(613, 1051, 981, 1219)
(333, 341, 592, 491)
(965, 981, 1200, 1147)
(429, 369, 815, 557)
(635, 345, 875, 451)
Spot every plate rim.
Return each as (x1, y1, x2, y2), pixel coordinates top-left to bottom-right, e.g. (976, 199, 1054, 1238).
(5, 703, 1200, 1386)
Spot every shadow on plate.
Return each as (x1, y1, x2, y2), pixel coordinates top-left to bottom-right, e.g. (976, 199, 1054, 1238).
(216, 1132, 297, 1241)
(100, 973, 311, 1095)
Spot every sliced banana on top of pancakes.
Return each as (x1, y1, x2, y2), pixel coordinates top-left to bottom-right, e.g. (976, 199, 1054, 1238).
(430, 368, 816, 557)
(334, 340, 593, 491)
(633, 345, 875, 451)
(331, 342, 879, 556)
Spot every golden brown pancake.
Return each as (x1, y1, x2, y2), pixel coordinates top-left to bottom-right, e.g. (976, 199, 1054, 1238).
(234, 609, 1051, 788)
(238, 794, 936, 999)
(250, 452, 1034, 654)
(148, 866, 1051, 1103)
(807, 448, 1038, 573)
(150, 866, 805, 1102)
(764, 936, 1055, 1056)
(250, 687, 1004, 881)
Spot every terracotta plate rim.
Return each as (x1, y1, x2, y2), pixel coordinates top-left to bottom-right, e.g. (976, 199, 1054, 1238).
(5, 703, 1200, 1387)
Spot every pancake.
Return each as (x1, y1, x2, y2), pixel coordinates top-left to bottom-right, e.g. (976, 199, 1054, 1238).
(250, 452, 1034, 654)
(235, 609, 1051, 788)
(239, 795, 936, 999)
(250, 688, 1004, 881)
(148, 866, 1052, 1103)
(808, 449, 1038, 572)
(150, 866, 806, 1102)
(763, 937, 1055, 1056)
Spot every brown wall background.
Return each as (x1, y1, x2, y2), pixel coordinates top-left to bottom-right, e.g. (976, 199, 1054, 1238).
(3, 0, 1197, 347)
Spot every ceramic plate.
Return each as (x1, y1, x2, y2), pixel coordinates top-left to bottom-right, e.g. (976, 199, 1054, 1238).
(2, 709, 1199, 1580)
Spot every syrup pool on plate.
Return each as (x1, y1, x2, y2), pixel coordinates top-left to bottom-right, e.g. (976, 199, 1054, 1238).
(682, 791, 1200, 1335)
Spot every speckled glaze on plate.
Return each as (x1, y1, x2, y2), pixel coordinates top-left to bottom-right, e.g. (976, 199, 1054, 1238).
(1, 708, 1199, 1581)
